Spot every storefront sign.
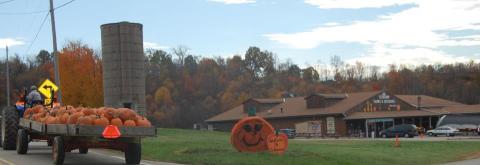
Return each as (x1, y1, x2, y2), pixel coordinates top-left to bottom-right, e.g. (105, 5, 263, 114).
(373, 92, 396, 104)
(367, 118, 394, 123)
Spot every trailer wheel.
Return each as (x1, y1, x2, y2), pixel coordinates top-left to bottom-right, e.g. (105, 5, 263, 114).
(16, 129, 28, 154)
(2, 107, 18, 150)
(79, 147, 88, 154)
(125, 143, 141, 164)
(52, 136, 65, 165)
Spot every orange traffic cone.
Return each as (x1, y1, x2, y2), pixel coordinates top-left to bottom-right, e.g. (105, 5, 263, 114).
(394, 134, 400, 147)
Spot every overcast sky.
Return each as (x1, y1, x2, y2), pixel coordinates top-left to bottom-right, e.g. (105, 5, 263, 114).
(1, 0, 480, 69)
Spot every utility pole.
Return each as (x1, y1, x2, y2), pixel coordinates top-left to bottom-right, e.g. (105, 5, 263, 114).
(49, 0, 62, 105)
(5, 45, 10, 106)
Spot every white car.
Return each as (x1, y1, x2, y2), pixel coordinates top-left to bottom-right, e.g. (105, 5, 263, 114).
(427, 126, 460, 137)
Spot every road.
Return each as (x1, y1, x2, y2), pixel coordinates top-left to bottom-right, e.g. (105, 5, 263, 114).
(0, 142, 180, 165)
(443, 158, 480, 165)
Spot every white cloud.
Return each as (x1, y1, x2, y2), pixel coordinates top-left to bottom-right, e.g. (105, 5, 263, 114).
(305, 0, 416, 9)
(346, 44, 479, 69)
(265, 0, 480, 66)
(143, 42, 168, 50)
(0, 38, 24, 47)
(209, 0, 255, 5)
(323, 22, 340, 26)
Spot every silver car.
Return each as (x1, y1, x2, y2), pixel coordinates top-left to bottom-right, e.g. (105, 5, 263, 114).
(426, 126, 460, 137)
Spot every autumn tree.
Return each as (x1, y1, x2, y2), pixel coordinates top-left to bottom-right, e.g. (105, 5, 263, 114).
(51, 41, 103, 107)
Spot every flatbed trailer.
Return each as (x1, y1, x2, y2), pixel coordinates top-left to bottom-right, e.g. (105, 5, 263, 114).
(16, 117, 156, 165)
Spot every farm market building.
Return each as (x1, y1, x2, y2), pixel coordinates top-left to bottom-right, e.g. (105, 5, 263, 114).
(205, 91, 480, 137)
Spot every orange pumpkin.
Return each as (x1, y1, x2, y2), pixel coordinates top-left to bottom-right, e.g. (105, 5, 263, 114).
(24, 108, 34, 119)
(67, 112, 84, 124)
(59, 113, 69, 124)
(33, 112, 46, 122)
(32, 105, 44, 113)
(118, 108, 136, 121)
(266, 133, 289, 155)
(77, 116, 94, 125)
(124, 120, 136, 127)
(75, 107, 84, 112)
(103, 108, 115, 120)
(95, 107, 106, 116)
(230, 116, 275, 152)
(135, 116, 152, 127)
(39, 116, 48, 123)
(45, 116, 58, 124)
(111, 118, 123, 127)
(82, 108, 95, 116)
(56, 108, 67, 116)
(94, 116, 110, 126)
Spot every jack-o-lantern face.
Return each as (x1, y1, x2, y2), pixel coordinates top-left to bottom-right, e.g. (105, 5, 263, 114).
(231, 116, 274, 152)
(267, 133, 288, 154)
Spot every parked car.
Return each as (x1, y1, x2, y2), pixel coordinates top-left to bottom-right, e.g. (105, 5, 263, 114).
(379, 124, 418, 138)
(279, 129, 296, 139)
(426, 126, 460, 137)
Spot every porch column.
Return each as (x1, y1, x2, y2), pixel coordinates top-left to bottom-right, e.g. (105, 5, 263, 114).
(429, 116, 432, 128)
(365, 120, 368, 138)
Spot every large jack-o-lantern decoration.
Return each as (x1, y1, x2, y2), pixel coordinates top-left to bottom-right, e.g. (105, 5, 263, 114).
(231, 108, 274, 152)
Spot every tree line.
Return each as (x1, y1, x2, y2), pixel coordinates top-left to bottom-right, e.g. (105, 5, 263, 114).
(1, 41, 479, 128)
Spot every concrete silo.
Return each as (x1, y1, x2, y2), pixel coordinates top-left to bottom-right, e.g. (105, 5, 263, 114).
(101, 22, 146, 115)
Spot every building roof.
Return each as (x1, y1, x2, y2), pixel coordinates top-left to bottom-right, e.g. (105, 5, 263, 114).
(344, 110, 441, 120)
(205, 91, 477, 123)
(344, 104, 480, 120)
(305, 93, 348, 99)
(440, 105, 480, 114)
(249, 98, 284, 104)
(205, 104, 247, 122)
(395, 95, 464, 107)
(206, 91, 381, 122)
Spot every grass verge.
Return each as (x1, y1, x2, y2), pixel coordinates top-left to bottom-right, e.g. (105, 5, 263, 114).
(142, 128, 480, 165)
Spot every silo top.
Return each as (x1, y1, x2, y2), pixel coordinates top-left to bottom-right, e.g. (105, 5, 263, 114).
(100, 22, 143, 29)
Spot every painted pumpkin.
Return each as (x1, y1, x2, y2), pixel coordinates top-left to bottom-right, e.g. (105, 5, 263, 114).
(266, 133, 288, 155)
(230, 116, 274, 152)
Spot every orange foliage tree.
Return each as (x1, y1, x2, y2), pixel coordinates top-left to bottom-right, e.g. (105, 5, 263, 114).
(50, 41, 103, 107)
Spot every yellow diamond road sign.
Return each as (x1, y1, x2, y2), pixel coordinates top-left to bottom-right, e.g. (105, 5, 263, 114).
(39, 79, 58, 98)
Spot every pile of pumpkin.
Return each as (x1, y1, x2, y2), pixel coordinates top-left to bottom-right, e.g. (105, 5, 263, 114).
(23, 105, 152, 127)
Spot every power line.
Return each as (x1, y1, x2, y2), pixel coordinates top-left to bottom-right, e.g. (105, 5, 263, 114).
(0, 0, 74, 15)
(24, 12, 50, 55)
(54, 0, 75, 10)
(0, 0, 15, 5)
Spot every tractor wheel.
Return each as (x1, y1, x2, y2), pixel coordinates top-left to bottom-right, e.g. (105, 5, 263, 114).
(52, 136, 65, 165)
(2, 107, 19, 150)
(16, 129, 28, 154)
(125, 142, 141, 164)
